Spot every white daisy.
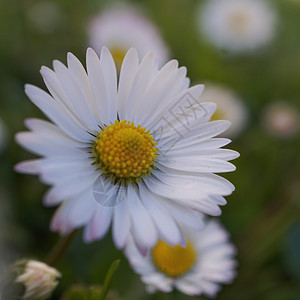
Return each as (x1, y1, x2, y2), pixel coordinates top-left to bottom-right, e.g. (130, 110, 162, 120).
(199, 0, 277, 52)
(262, 101, 299, 138)
(201, 83, 248, 138)
(88, 6, 169, 70)
(125, 219, 237, 297)
(15, 48, 239, 252)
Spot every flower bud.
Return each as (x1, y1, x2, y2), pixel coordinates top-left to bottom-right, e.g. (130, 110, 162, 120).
(13, 259, 61, 300)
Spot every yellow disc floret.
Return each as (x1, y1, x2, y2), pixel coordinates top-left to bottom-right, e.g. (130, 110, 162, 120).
(152, 239, 197, 277)
(210, 108, 225, 121)
(110, 47, 127, 72)
(94, 120, 158, 182)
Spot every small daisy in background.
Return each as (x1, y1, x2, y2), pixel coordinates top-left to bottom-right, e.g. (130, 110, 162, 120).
(26, 1, 63, 34)
(125, 219, 237, 297)
(201, 83, 248, 139)
(262, 101, 300, 139)
(15, 48, 239, 253)
(198, 0, 277, 53)
(87, 6, 169, 70)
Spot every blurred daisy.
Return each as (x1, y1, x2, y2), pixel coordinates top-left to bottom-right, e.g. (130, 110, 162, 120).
(88, 6, 169, 70)
(15, 48, 238, 252)
(199, 0, 277, 52)
(26, 1, 63, 34)
(262, 102, 299, 138)
(125, 219, 237, 297)
(201, 83, 248, 138)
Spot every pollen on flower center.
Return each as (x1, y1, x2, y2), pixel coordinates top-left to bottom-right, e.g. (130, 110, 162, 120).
(94, 120, 158, 181)
(152, 239, 197, 277)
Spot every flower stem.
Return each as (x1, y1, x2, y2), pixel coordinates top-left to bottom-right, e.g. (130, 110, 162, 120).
(45, 230, 78, 266)
(98, 259, 120, 300)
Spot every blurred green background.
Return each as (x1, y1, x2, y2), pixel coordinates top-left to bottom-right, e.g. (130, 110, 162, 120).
(1, 0, 300, 299)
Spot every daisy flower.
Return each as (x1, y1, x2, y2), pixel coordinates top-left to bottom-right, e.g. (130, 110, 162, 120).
(199, 0, 277, 53)
(201, 83, 248, 138)
(125, 219, 237, 297)
(15, 48, 239, 252)
(262, 101, 299, 139)
(88, 6, 169, 70)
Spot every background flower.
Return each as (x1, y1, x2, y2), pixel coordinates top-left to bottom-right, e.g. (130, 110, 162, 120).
(200, 83, 248, 138)
(262, 101, 299, 138)
(88, 5, 169, 69)
(125, 219, 237, 297)
(199, 0, 277, 53)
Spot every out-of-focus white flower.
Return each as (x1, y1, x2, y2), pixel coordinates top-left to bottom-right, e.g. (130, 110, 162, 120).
(262, 102, 299, 138)
(15, 48, 239, 253)
(125, 219, 237, 297)
(0, 118, 7, 153)
(26, 2, 63, 33)
(199, 0, 277, 52)
(201, 83, 248, 138)
(14, 259, 61, 300)
(88, 6, 169, 69)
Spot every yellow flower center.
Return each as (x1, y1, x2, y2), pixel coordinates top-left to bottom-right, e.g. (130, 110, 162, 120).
(229, 11, 250, 34)
(94, 120, 158, 182)
(152, 239, 197, 277)
(210, 108, 225, 121)
(110, 47, 127, 72)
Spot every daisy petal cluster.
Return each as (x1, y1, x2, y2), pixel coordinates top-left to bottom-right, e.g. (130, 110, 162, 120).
(88, 6, 169, 69)
(15, 48, 239, 255)
(199, 0, 277, 53)
(125, 219, 237, 297)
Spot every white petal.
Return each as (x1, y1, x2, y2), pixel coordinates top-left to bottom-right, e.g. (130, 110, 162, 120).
(99, 47, 117, 123)
(84, 206, 113, 242)
(159, 156, 236, 173)
(139, 184, 183, 246)
(14, 159, 41, 174)
(127, 185, 158, 251)
(15, 132, 83, 157)
(25, 84, 90, 142)
(117, 48, 139, 120)
(135, 60, 179, 124)
(67, 52, 100, 128)
(157, 197, 204, 230)
(125, 52, 157, 122)
(148, 84, 205, 131)
(52, 59, 98, 131)
(112, 198, 130, 249)
(42, 171, 97, 205)
(86, 48, 111, 124)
